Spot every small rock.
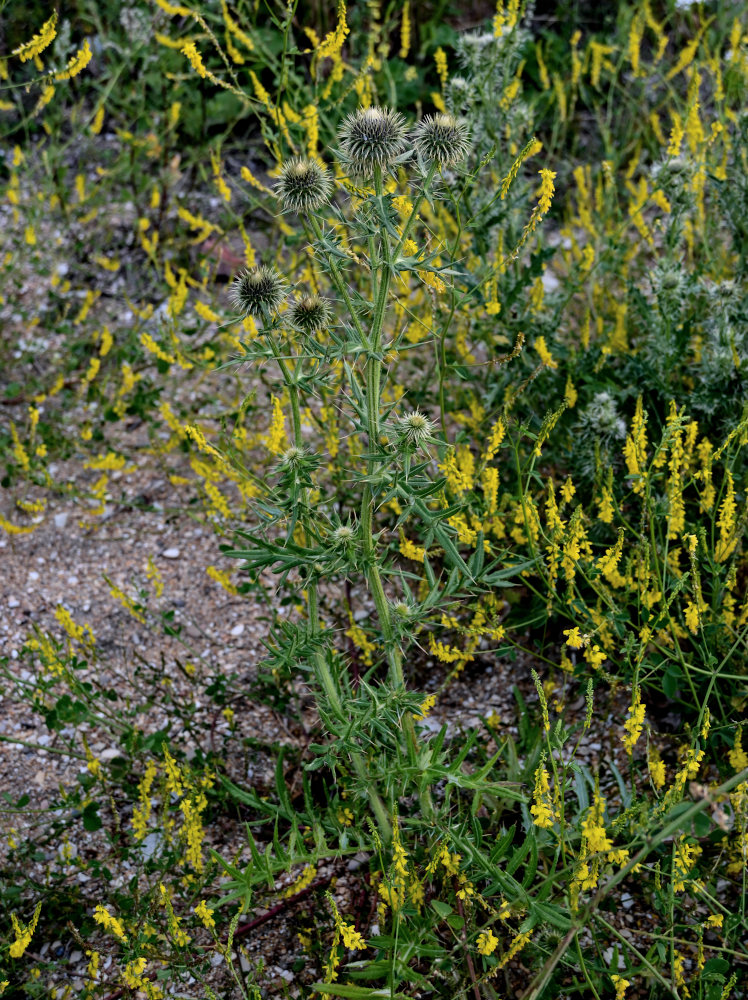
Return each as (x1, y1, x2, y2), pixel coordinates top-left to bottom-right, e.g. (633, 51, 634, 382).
(68, 950, 83, 964)
(8, 598, 19, 608)
(162, 547, 180, 559)
(230, 623, 245, 637)
(54, 512, 69, 529)
(141, 831, 164, 860)
(29, 571, 40, 581)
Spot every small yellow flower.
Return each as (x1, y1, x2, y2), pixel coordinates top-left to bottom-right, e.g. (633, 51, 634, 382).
(9, 903, 42, 959)
(93, 904, 127, 941)
(477, 928, 499, 955)
(530, 763, 556, 829)
(611, 974, 630, 999)
(194, 900, 215, 930)
(563, 626, 587, 649)
(181, 40, 207, 78)
(339, 920, 366, 950)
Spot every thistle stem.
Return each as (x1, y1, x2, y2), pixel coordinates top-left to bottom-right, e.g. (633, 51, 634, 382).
(267, 328, 392, 839)
(361, 168, 426, 791)
(306, 215, 370, 350)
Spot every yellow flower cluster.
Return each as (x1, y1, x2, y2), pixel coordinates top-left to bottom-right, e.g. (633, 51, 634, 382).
(55, 39, 93, 81)
(13, 14, 57, 62)
(181, 41, 207, 79)
(530, 763, 556, 829)
(93, 904, 127, 941)
(9, 902, 42, 958)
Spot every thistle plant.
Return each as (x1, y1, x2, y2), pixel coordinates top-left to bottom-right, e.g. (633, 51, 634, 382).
(224, 104, 511, 833)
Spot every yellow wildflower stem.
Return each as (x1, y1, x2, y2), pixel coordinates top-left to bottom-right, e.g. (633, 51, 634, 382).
(523, 767, 748, 1000)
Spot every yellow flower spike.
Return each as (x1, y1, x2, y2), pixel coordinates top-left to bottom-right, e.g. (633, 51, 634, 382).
(498, 929, 532, 968)
(729, 729, 748, 772)
(93, 904, 127, 942)
(13, 14, 57, 62)
(194, 900, 215, 930)
(399, 2, 411, 59)
(265, 395, 288, 455)
(477, 929, 499, 956)
(9, 902, 42, 958)
(622, 689, 645, 755)
(434, 47, 448, 87)
(611, 974, 630, 999)
(530, 760, 556, 829)
(55, 39, 93, 81)
(317, 0, 349, 62)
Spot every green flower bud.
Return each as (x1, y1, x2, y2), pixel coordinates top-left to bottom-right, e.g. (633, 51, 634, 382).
(276, 157, 332, 213)
(230, 265, 287, 317)
(288, 293, 332, 334)
(413, 113, 470, 166)
(338, 106, 409, 173)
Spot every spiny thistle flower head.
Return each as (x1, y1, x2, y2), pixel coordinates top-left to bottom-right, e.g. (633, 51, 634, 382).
(392, 599, 416, 619)
(395, 409, 436, 450)
(280, 445, 305, 469)
(455, 30, 497, 69)
(288, 293, 332, 334)
(331, 524, 356, 547)
(276, 157, 332, 213)
(706, 279, 738, 312)
(230, 266, 286, 317)
(413, 113, 470, 166)
(338, 106, 409, 173)
(650, 261, 687, 302)
(579, 392, 626, 442)
(446, 76, 473, 114)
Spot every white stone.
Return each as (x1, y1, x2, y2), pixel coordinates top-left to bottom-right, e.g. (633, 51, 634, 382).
(162, 547, 180, 559)
(230, 623, 245, 637)
(54, 512, 69, 529)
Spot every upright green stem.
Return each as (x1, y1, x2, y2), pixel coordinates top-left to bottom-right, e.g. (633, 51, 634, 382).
(306, 215, 370, 350)
(360, 168, 426, 794)
(267, 327, 392, 840)
(364, 167, 397, 678)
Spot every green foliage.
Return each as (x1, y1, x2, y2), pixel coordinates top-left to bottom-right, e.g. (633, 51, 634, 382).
(1, 1, 748, 998)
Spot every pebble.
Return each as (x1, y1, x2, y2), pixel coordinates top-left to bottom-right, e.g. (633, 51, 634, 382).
(230, 623, 245, 637)
(54, 512, 69, 529)
(8, 598, 19, 608)
(162, 547, 180, 559)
